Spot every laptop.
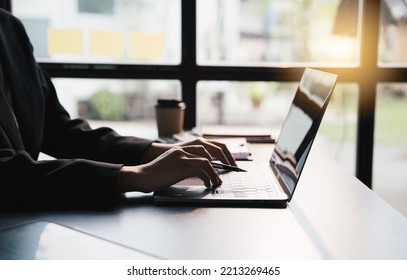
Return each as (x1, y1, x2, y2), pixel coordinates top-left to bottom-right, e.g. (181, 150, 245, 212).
(153, 68, 338, 208)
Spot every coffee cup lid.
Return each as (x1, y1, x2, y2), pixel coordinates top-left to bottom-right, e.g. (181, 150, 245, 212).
(156, 99, 186, 109)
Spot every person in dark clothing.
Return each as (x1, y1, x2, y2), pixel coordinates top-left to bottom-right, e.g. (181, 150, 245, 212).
(0, 8, 235, 208)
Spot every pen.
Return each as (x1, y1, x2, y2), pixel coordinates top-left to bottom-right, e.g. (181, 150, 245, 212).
(210, 161, 247, 172)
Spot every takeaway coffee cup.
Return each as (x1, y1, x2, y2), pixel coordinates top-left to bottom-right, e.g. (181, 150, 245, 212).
(155, 99, 186, 136)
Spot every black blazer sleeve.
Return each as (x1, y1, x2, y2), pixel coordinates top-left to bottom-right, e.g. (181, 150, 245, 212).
(0, 9, 153, 208)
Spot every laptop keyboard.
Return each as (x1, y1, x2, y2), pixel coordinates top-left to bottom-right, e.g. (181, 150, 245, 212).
(212, 164, 279, 198)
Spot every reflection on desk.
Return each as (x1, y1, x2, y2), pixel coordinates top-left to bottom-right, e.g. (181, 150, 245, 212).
(0, 221, 159, 260)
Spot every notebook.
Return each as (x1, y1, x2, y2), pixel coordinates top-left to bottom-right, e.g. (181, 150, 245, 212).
(197, 125, 275, 143)
(153, 68, 338, 208)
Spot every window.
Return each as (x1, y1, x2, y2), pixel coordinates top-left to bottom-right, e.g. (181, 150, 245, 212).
(52, 78, 180, 122)
(12, 0, 181, 64)
(374, 83, 407, 215)
(373, 0, 407, 216)
(195, 0, 361, 176)
(4, 0, 407, 215)
(378, 0, 407, 65)
(197, 0, 361, 67)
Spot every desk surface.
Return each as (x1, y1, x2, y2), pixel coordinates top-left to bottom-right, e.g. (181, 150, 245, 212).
(1, 143, 407, 260)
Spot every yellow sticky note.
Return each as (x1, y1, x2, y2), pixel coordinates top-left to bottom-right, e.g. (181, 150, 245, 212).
(129, 32, 164, 59)
(90, 30, 124, 58)
(48, 29, 83, 55)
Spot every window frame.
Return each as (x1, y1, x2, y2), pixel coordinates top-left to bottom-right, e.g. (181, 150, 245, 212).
(4, 0, 407, 188)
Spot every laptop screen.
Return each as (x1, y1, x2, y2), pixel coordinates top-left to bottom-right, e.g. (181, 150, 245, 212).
(270, 68, 337, 200)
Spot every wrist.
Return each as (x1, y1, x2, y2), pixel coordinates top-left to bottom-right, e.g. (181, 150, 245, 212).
(141, 142, 172, 163)
(116, 165, 157, 193)
(115, 166, 139, 193)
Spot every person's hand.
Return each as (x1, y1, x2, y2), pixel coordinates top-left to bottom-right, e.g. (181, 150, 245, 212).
(175, 138, 236, 166)
(116, 144, 224, 193)
(141, 137, 237, 166)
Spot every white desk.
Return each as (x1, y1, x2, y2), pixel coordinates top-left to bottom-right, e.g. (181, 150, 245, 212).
(1, 144, 407, 259)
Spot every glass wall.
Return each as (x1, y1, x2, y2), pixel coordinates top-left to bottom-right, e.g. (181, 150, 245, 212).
(52, 78, 181, 121)
(373, 0, 407, 215)
(195, 0, 361, 174)
(374, 83, 407, 215)
(378, 0, 407, 65)
(377, 0, 407, 195)
(197, 0, 361, 66)
(12, 0, 181, 64)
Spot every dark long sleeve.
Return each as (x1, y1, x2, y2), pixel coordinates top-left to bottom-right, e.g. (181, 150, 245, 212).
(0, 8, 153, 209)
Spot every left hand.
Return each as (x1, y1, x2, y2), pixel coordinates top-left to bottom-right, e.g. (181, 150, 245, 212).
(141, 138, 236, 166)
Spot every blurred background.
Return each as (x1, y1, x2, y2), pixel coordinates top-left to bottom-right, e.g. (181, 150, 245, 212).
(7, 0, 407, 215)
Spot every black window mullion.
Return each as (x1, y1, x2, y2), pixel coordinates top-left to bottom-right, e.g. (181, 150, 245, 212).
(0, 0, 11, 11)
(356, 0, 381, 188)
(181, 0, 198, 129)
